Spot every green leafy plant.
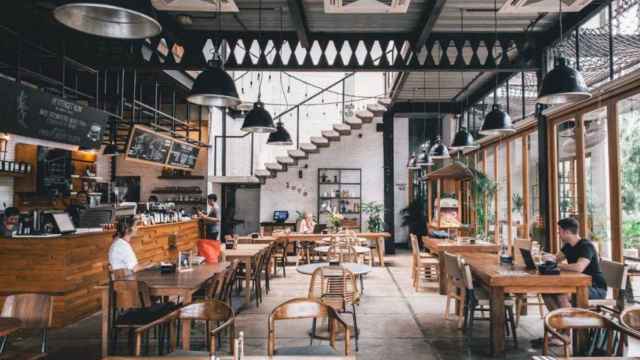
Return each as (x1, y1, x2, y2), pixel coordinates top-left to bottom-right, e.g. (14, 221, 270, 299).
(400, 196, 427, 238)
(512, 193, 524, 214)
(362, 201, 384, 232)
(468, 167, 497, 236)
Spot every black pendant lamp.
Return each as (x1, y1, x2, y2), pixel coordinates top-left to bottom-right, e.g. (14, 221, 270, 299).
(407, 152, 420, 169)
(480, 0, 515, 136)
(416, 145, 434, 167)
(187, 58, 241, 107)
(54, 0, 162, 39)
(103, 142, 120, 156)
(537, 0, 591, 105)
(451, 127, 477, 150)
(480, 104, 515, 135)
(537, 57, 591, 104)
(429, 136, 450, 160)
(242, 101, 276, 133)
(267, 121, 293, 145)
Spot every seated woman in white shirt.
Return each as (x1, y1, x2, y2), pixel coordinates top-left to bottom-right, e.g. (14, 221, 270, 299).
(108, 218, 151, 272)
(298, 211, 316, 234)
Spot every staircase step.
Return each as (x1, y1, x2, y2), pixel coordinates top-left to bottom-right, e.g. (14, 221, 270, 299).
(366, 103, 387, 116)
(377, 97, 392, 107)
(356, 110, 374, 123)
(276, 156, 296, 166)
(255, 169, 274, 178)
(321, 130, 341, 141)
(333, 123, 352, 135)
(344, 117, 363, 129)
(310, 136, 330, 147)
(288, 149, 308, 159)
(300, 143, 319, 153)
(265, 162, 284, 172)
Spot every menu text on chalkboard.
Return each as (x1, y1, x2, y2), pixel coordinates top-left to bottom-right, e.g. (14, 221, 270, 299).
(126, 127, 172, 164)
(0, 78, 107, 148)
(167, 142, 200, 169)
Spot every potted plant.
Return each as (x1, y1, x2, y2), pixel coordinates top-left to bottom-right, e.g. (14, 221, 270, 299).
(327, 208, 344, 232)
(400, 194, 427, 240)
(362, 201, 384, 232)
(512, 193, 524, 224)
(468, 167, 497, 239)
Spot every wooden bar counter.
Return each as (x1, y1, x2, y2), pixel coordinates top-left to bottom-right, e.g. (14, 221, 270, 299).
(0, 219, 200, 327)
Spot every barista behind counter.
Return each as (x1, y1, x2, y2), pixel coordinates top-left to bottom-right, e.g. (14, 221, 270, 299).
(0, 207, 20, 237)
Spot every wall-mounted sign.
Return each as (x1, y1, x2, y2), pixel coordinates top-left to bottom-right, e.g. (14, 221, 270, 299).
(125, 125, 200, 170)
(0, 78, 107, 148)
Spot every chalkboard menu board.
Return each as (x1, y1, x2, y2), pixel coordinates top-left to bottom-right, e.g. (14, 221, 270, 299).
(37, 147, 72, 196)
(0, 78, 107, 148)
(126, 126, 172, 165)
(167, 142, 199, 169)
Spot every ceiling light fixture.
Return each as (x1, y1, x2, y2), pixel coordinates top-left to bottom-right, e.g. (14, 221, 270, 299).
(429, 72, 450, 160)
(54, 0, 162, 39)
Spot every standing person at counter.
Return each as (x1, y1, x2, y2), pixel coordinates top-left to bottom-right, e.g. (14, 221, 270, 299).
(0, 207, 20, 237)
(199, 194, 220, 240)
(108, 218, 152, 272)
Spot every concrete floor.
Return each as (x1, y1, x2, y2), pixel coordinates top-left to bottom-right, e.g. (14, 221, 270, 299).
(5, 250, 550, 359)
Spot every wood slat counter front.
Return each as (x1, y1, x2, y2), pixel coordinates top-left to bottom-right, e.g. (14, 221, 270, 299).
(0, 220, 200, 327)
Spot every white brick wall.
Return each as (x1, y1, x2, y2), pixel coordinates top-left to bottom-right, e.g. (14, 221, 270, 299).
(259, 120, 384, 230)
(393, 117, 409, 244)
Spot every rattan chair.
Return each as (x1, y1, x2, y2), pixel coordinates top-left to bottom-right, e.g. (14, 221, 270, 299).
(589, 259, 628, 311)
(544, 308, 622, 356)
(0, 294, 53, 360)
(268, 298, 352, 356)
(308, 265, 361, 351)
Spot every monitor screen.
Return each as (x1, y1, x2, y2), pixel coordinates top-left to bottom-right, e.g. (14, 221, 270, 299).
(273, 211, 289, 223)
(52, 213, 76, 234)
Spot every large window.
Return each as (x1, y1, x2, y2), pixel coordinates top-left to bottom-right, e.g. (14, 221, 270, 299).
(497, 143, 508, 245)
(556, 119, 578, 220)
(618, 93, 640, 255)
(528, 131, 542, 240)
(584, 107, 611, 258)
(510, 138, 524, 239)
(486, 147, 496, 241)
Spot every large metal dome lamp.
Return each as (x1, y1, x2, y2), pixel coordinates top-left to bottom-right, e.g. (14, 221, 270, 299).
(416, 143, 434, 167)
(537, 57, 591, 104)
(53, 0, 162, 39)
(480, 104, 515, 135)
(429, 137, 450, 160)
(242, 101, 276, 133)
(267, 121, 293, 145)
(187, 57, 241, 108)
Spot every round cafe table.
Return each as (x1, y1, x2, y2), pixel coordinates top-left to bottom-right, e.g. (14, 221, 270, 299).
(0, 317, 22, 336)
(313, 245, 370, 255)
(296, 262, 372, 292)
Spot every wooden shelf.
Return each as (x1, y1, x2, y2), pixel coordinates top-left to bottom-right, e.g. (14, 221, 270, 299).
(158, 175, 205, 180)
(152, 190, 203, 195)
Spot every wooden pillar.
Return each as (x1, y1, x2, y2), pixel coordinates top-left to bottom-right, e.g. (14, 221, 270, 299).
(483, 148, 489, 237)
(575, 114, 588, 238)
(427, 178, 432, 226)
(494, 145, 499, 244)
(607, 103, 623, 261)
(506, 141, 513, 252)
(548, 121, 559, 254)
(522, 135, 530, 239)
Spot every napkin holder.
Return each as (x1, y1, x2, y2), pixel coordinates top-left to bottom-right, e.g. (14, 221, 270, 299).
(160, 262, 176, 274)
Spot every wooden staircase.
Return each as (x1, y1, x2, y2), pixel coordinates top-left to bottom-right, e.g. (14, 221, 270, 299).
(253, 97, 391, 184)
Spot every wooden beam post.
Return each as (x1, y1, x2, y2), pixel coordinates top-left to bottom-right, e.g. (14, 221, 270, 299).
(494, 145, 499, 244)
(575, 114, 588, 238)
(506, 141, 513, 252)
(522, 135, 530, 239)
(608, 103, 623, 261)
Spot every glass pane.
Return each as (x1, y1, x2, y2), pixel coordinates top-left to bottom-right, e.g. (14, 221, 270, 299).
(508, 74, 524, 121)
(486, 147, 496, 242)
(556, 119, 578, 221)
(510, 138, 524, 239)
(584, 107, 611, 258)
(528, 131, 542, 241)
(619, 94, 640, 255)
(497, 143, 508, 245)
(612, 1, 640, 78)
(579, 7, 611, 88)
(523, 72, 538, 117)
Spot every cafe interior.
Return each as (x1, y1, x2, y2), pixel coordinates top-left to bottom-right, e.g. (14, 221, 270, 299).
(1, 0, 640, 359)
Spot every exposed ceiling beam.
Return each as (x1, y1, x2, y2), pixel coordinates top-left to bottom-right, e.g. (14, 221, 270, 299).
(414, 0, 447, 51)
(286, 0, 311, 49)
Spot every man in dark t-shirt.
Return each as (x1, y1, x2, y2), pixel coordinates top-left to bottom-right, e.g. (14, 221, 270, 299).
(542, 217, 607, 311)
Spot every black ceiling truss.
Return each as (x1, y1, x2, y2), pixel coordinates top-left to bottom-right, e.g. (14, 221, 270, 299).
(414, 0, 448, 51)
(286, 0, 311, 49)
(21, 27, 539, 72)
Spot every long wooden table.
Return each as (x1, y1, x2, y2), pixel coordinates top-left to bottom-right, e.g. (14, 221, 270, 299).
(422, 236, 500, 294)
(223, 244, 270, 308)
(98, 262, 228, 358)
(106, 356, 355, 359)
(461, 253, 591, 355)
(273, 232, 391, 266)
(237, 236, 277, 244)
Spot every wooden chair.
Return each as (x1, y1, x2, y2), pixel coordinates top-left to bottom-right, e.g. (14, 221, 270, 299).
(544, 308, 622, 356)
(236, 249, 267, 307)
(460, 259, 518, 345)
(308, 265, 361, 351)
(0, 294, 53, 360)
(134, 300, 235, 357)
(272, 238, 289, 277)
(268, 298, 352, 356)
(296, 240, 316, 265)
(218, 260, 240, 307)
(410, 234, 439, 291)
(513, 239, 545, 325)
(110, 279, 178, 355)
(442, 252, 466, 327)
(589, 259, 628, 310)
